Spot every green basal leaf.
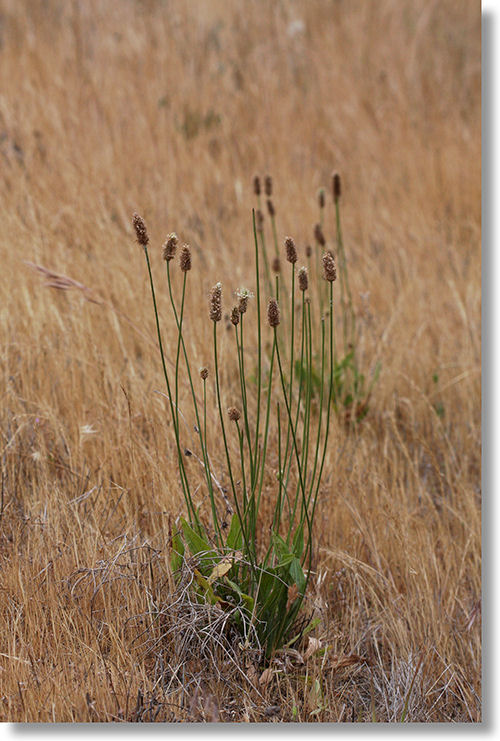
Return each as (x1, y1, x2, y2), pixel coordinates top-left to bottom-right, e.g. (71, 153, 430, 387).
(180, 517, 217, 572)
(193, 569, 219, 604)
(272, 532, 291, 560)
(292, 523, 304, 559)
(224, 578, 255, 612)
(225, 512, 243, 550)
(289, 556, 307, 594)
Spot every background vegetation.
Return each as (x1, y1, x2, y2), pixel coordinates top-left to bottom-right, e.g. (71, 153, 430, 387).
(0, 0, 480, 722)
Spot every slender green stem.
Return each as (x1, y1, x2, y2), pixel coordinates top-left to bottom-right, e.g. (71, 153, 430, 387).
(255, 336, 276, 515)
(302, 298, 313, 491)
(143, 248, 196, 524)
(283, 291, 306, 533)
(202, 377, 222, 541)
(307, 317, 326, 509)
(259, 229, 273, 299)
(174, 271, 187, 429)
(236, 318, 254, 485)
(335, 199, 357, 415)
(311, 281, 335, 527)
(252, 210, 262, 481)
(287, 294, 312, 541)
(213, 321, 255, 569)
(273, 401, 283, 533)
(273, 329, 315, 651)
(274, 331, 311, 559)
(335, 200, 354, 353)
(236, 422, 248, 512)
(316, 242, 324, 321)
(280, 265, 296, 523)
(165, 263, 221, 544)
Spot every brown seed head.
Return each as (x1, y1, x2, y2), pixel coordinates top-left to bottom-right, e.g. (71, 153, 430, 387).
(267, 199, 275, 218)
(298, 266, 308, 292)
(236, 287, 253, 314)
(228, 406, 241, 422)
(179, 245, 192, 272)
(265, 175, 273, 197)
(253, 175, 261, 196)
(132, 213, 149, 247)
(200, 366, 209, 380)
(314, 222, 326, 247)
(256, 209, 264, 232)
(322, 251, 337, 282)
(230, 307, 240, 326)
(305, 244, 313, 258)
(284, 236, 298, 264)
(332, 171, 341, 203)
(318, 187, 326, 209)
(162, 233, 178, 262)
(210, 282, 222, 322)
(267, 298, 280, 328)
(271, 256, 280, 273)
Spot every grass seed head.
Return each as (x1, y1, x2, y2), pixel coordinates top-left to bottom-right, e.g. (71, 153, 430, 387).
(298, 266, 309, 291)
(322, 251, 337, 281)
(179, 245, 192, 272)
(236, 287, 253, 314)
(305, 244, 313, 258)
(256, 209, 264, 232)
(267, 298, 280, 327)
(318, 187, 326, 209)
(227, 406, 241, 422)
(285, 236, 298, 264)
(253, 175, 261, 196)
(162, 233, 178, 262)
(230, 306, 240, 326)
(132, 213, 149, 247)
(199, 366, 209, 380)
(266, 198, 275, 217)
(210, 282, 222, 322)
(332, 171, 342, 203)
(314, 222, 326, 246)
(271, 256, 280, 273)
(265, 174, 273, 196)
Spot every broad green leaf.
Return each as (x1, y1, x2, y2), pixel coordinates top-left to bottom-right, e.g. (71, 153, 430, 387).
(289, 556, 306, 594)
(224, 578, 255, 612)
(271, 533, 295, 569)
(272, 532, 292, 560)
(180, 518, 217, 570)
(226, 512, 243, 550)
(292, 523, 304, 559)
(193, 569, 218, 604)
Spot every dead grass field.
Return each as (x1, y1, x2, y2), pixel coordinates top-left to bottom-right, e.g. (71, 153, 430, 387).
(0, 0, 480, 723)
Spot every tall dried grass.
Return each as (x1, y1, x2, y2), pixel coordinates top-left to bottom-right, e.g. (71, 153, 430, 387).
(0, 0, 480, 722)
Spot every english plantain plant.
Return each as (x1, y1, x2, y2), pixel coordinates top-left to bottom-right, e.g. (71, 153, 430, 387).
(133, 200, 337, 658)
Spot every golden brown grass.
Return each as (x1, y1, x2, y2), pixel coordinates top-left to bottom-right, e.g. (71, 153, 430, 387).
(0, 0, 480, 722)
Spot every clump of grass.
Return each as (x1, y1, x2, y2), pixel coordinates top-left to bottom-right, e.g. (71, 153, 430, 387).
(133, 206, 337, 658)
